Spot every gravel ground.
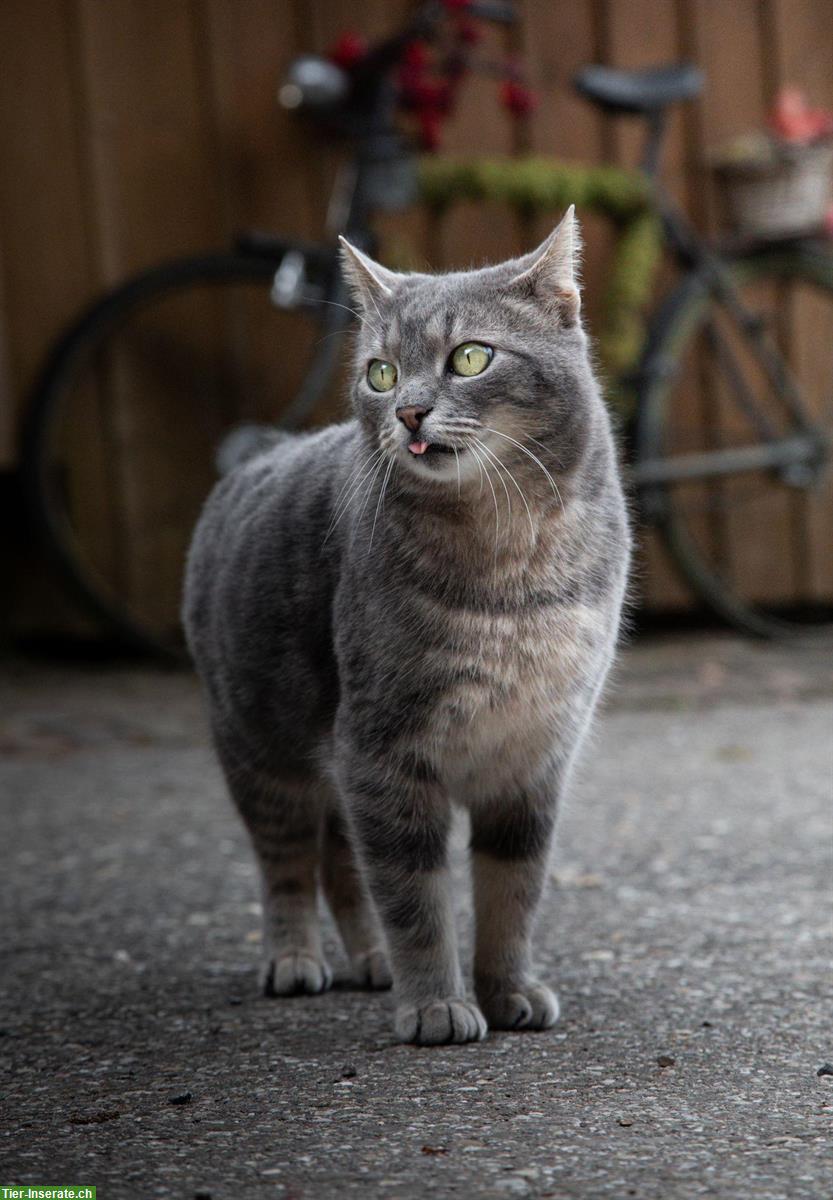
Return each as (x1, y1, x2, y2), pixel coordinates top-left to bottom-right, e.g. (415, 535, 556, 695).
(1, 630, 831, 1199)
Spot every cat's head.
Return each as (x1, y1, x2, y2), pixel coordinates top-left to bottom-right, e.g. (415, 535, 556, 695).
(340, 208, 599, 488)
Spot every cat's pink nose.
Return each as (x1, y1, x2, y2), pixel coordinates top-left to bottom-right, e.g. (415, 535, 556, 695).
(396, 404, 432, 433)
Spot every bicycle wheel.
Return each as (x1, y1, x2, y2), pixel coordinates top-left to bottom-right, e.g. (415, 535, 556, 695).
(634, 243, 833, 637)
(22, 248, 348, 658)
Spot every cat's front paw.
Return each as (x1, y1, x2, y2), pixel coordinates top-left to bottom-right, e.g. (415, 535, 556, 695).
(395, 998, 487, 1045)
(349, 947, 393, 990)
(477, 982, 559, 1031)
(262, 952, 333, 997)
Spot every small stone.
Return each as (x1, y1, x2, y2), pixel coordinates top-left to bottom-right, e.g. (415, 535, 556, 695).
(194, 1192, 212, 1200)
(657, 1055, 676, 1068)
(341, 1066, 357, 1079)
(817, 1063, 833, 1077)
(617, 1117, 634, 1127)
(169, 1092, 193, 1105)
(421, 1144, 449, 1155)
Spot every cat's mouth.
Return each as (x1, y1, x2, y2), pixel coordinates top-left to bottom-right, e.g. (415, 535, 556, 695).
(407, 439, 458, 459)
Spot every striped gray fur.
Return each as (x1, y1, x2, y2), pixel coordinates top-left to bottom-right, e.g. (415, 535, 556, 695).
(183, 210, 630, 1045)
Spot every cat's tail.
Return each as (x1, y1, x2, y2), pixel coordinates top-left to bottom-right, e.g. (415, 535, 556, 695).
(214, 423, 289, 476)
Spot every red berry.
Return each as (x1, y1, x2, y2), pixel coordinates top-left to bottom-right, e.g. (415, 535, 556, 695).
(328, 31, 367, 69)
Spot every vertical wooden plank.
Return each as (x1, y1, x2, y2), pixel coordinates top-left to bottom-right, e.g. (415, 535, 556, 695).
(604, 0, 688, 192)
(76, 0, 223, 281)
(75, 0, 227, 632)
(196, 1, 329, 427)
(0, 0, 97, 448)
(764, 0, 833, 106)
(689, 0, 771, 235)
(603, 0, 693, 611)
(764, 0, 833, 604)
(432, 12, 524, 270)
(520, 0, 613, 340)
(524, 0, 606, 162)
(785, 280, 833, 600)
(0, 0, 124, 634)
(686, 0, 796, 608)
(204, 0, 331, 241)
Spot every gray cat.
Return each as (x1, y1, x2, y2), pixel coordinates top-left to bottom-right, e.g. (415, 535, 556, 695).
(183, 208, 630, 1045)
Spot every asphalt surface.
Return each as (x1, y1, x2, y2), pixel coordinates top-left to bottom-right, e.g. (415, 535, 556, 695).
(1, 631, 831, 1199)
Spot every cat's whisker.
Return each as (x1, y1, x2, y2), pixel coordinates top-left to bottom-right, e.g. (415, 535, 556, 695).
(316, 297, 383, 342)
(521, 431, 566, 468)
(469, 443, 500, 562)
(427, 432, 474, 451)
(476, 439, 536, 543)
(330, 445, 385, 514)
(520, 431, 568, 484)
(471, 444, 485, 498)
(325, 447, 387, 541)
(355, 452, 390, 528)
(475, 438, 512, 526)
(453, 447, 461, 500)
(325, 447, 386, 539)
(436, 423, 483, 436)
(369, 454, 396, 553)
(315, 326, 359, 348)
(482, 427, 563, 509)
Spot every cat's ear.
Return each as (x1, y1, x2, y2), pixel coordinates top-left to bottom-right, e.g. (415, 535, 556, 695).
(338, 236, 401, 311)
(508, 206, 581, 324)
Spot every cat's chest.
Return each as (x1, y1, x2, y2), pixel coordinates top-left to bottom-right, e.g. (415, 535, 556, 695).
(422, 601, 605, 788)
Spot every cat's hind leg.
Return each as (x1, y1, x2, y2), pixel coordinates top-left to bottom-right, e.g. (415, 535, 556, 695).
(219, 749, 332, 996)
(322, 802, 392, 990)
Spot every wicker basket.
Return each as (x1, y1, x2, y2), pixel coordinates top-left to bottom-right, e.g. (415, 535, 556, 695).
(714, 140, 833, 238)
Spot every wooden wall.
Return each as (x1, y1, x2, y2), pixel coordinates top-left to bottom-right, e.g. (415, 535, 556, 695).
(0, 0, 831, 634)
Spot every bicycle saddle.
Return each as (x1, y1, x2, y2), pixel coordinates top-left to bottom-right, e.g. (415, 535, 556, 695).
(574, 63, 704, 115)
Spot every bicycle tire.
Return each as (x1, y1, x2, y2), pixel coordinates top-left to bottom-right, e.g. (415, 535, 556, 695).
(634, 243, 833, 637)
(21, 248, 346, 659)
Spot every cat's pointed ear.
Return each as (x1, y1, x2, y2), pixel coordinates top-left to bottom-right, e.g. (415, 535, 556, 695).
(508, 206, 582, 323)
(338, 236, 401, 310)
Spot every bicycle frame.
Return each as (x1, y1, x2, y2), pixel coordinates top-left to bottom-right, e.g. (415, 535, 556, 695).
(631, 111, 829, 492)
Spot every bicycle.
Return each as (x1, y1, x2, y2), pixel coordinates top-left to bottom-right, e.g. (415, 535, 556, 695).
(21, 1, 833, 656)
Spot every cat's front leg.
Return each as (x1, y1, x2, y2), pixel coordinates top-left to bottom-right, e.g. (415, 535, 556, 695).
(340, 755, 486, 1046)
(471, 784, 560, 1031)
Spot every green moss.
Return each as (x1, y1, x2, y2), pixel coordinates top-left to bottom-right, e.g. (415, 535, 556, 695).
(416, 156, 663, 413)
(419, 156, 652, 218)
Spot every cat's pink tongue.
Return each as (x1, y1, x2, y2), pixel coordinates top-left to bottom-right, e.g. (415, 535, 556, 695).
(408, 440, 429, 455)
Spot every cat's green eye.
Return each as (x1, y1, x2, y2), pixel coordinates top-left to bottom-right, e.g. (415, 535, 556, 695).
(450, 342, 493, 377)
(367, 359, 397, 392)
